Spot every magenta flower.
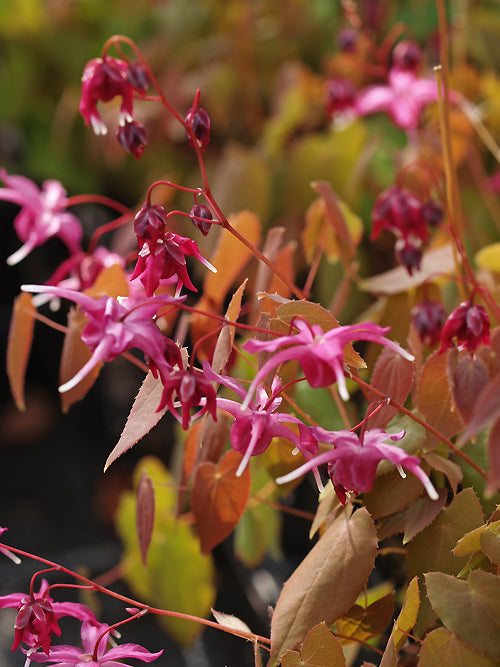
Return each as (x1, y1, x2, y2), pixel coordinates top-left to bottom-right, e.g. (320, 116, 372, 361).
(0, 579, 97, 654)
(203, 363, 306, 476)
(354, 67, 441, 130)
(241, 319, 413, 408)
(27, 621, 162, 666)
(412, 300, 446, 347)
(79, 57, 147, 136)
(276, 427, 438, 504)
(158, 367, 218, 429)
(0, 170, 82, 265)
(439, 301, 491, 354)
(21, 284, 185, 393)
(0, 527, 21, 565)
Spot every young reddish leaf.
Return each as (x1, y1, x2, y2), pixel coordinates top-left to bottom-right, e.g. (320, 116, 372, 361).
(425, 570, 500, 660)
(364, 468, 427, 520)
(368, 348, 414, 429)
(480, 529, 500, 566)
(204, 210, 261, 309)
(7, 292, 35, 411)
(281, 622, 346, 667)
(336, 592, 395, 645)
(461, 375, 500, 442)
(192, 449, 251, 554)
(417, 349, 464, 450)
(60, 307, 102, 413)
(403, 489, 447, 544)
(136, 470, 155, 566)
(211, 279, 247, 374)
(422, 452, 463, 495)
(390, 576, 420, 651)
(487, 417, 500, 495)
(419, 627, 499, 667)
(266, 241, 296, 300)
(269, 507, 377, 666)
(309, 481, 342, 539)
(104, 372, 167, 471)
(449, 353, 489, 425)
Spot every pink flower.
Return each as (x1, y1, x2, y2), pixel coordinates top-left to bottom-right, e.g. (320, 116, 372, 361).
(203, 363, 305, 476)
(27, 621, 162, 666)
(0, 580, 97, 654)
(21, 284, 184, 393)
(241, 319, 413, 408)
(79, 57, 147, 136)
(439, 301, 491, 354)
(276, 427, 438, 504)
(0, 170, 82, 265)
(157, 367, 218, 429)
(354, 67, 441, 130)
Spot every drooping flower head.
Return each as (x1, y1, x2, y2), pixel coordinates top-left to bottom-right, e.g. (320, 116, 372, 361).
(21, 285, 185, 394)
(79, 56, 148, 136)
(439, 300, 491, 354)
(117, 119, 147, 159)
(26, 620, 163, 666)
(371, 185, 427, 243)
(241, 319, 414, 409)
(0, 579, 97, 655)
(412, 300, 446, 347)
(0, 170, 82, 265)
(158, 367, 218, 429)
(276, 427, 438, 504)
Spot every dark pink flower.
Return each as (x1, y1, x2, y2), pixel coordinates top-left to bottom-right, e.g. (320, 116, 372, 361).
(185, 105, 211, 152)
(276, 427, 438, 504)
(0, 170, 82, 265)
(355, 67, 440, 130)
(0, 580, 97, 654)
(27, 620, 162, 666)
(157, 367, 218, 429)
(203, 363, 305, 476)
(242, 319, 413, 407)
(394, 235, 423, 275)
(392, 40, 422, 73)
(326, 78, 357, 115)
(412, 300, 446, 347)
(79, 57, 146, 136)
(439, 301, 491, 353)
(117, 119, 147, 159)
(21, 285, 185, 393)
(371, 186, 427, 243)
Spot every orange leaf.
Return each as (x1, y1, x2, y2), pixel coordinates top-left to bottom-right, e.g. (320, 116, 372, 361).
(7, 292, 35, 411)
(204, 210, 261, 308)
(281, 622, 346, 667)
(84, 263, 129, 299)
(211, 279, 247, 374)
(192, 449, 251, 554)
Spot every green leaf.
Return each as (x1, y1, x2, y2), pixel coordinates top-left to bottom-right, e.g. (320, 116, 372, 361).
(426, 570, 500, 660)
(115, 457, 215, 646)
(406, 488, 484, 635)
(268, 507, 377, 666)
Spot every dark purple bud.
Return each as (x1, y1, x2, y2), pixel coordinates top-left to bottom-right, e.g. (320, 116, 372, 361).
(395, 236, 423, 275)
(117, 120, 147, 159)
(337, 28, 358, 53)
(190, 204, 213, 236)
(326, 78, 356, 115)
(392, 41, 422, 72)
(421, 199, 443, 227)
(412, 300, 446, 347)
(126, 62, 149, 94)
(439, 301, 491, 353)
(185, 106, 211, 152)
(134, 203, 167, 241)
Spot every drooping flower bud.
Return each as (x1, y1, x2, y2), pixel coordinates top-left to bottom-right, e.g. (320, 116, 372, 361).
(326, 78, 356, 115)
(337, 28, 358, 53)
(421, 199, 444, 227)
(117, 120, 147, 159)
(392, 40, 422, 72)
(134, 204, 167, 244)
(126, 61, 149, 93)
(189, 203, 213, 236)
(371, 186, 427, 242)
(439, 301, 491, 353)
(412, 300, 446, 347)
(185, 106, 211, 152)
(395, 236, 423, 275)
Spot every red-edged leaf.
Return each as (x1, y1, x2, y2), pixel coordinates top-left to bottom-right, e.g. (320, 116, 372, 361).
(449, 354, 489, 425)
(60, 307, 102, 413)
(7, 292, 35, 411)
(461, 375, 500, 442)
(211, 279, 247, 374)
(192, 450, 251, 554)
(136, 470, 155, 566)
(281, 622, 346, 667)
(417, 349, 464, 450)
(422, 452, 463, 495)
(104, 372, 167, 471)
(403, 489, 447, 544)
(268, 507, 377, 666)
(487, 417, 500, 496)
(368, 348, 414, 428)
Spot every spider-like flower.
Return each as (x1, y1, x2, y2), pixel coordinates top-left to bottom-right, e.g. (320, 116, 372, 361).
(439, 301, 491, 354)
(21, 285, 185, 393)
(241, 319, 413, 408)
(157, 367, 218, 429)
(276, 427, 438, 504)
(0, 170, 82, 266)
(26, 620, 162, 666)
(0, 580, 97, 654)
